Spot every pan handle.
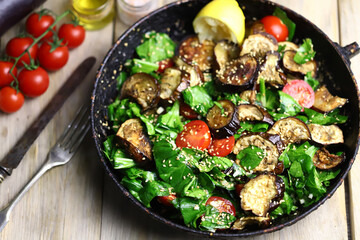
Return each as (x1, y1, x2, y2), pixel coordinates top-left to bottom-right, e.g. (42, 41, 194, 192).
(334, 42, 360, 66)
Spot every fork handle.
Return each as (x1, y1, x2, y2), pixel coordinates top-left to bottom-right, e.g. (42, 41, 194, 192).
(0, 154, 53, 230)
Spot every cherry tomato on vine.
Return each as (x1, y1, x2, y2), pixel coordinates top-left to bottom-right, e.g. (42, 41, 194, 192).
(6, 37, 38, 67)
(208, 136, 235, 157)
(37, 41, 69, 71)
(18, 67, 49, 97)
(26, 12, 55, 39)
(176, 120, 211, 150)
(58, 23, 86, 49)
(260, 15, 288, 42)
(0, 61, 17, 88)
(282, 79, 315, 108)
(205, 196, 236, 217)
(0, 86, 25, 113)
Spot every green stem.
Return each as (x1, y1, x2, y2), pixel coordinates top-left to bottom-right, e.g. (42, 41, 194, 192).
(8, 10, 71, 86)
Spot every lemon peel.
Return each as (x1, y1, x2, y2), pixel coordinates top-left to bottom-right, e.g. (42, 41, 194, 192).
(193, 0, 245, 44)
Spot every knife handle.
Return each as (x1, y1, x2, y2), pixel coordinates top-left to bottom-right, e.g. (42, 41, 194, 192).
(0, 167, 12, 184)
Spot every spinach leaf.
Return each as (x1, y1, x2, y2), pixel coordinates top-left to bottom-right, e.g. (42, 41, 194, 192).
(125, 58, 159, 74)
(157, 100, 183, 132)
(294, 38, 316, 64)
(256, 78, 279, 110)
(121, 176, 142, 201)
(221, 92, 248, 105)
(304, 72, 320, 91)
(273, 7, 296, 41)
(112, 148, 135, 169)
(136, 31, 176, 63)
(199, 206, 236, 232)
(236, 146, 264, 171)
(278, 91, 302, 115)
(179, 197, 207, 228)
(138, 180, 172, 207)
(197, 156, 233, 172)
(304, 108, 348, 125)
(271, 192, 298, 217)
(183, 85, 214, 116)
(116, 71, 128, 91)
(235, 122, 269, 138)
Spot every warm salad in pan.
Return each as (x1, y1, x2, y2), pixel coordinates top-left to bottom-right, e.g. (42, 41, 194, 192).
(103, 0, 348, 232)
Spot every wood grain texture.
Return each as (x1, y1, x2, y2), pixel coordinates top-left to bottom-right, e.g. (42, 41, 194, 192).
(338, 0, 360, 239)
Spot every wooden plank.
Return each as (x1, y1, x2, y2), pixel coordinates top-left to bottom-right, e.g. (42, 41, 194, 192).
(0, 0, 114, 238)
(100, 0, 348, 240)
(338, 0, 360, 239)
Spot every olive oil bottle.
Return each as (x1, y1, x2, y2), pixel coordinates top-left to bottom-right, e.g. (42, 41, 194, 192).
(71, 0, 115, 30)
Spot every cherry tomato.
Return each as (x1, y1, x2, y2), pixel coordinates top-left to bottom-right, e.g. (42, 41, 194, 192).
(235, 183, 245, 196)
(26, 12, 55, 39)
(282, 79, 315, 108)
(0, 86, 25, 113)
(6, 37, 38, 67)
(157, 194, 177, 207)
(208, 136, 235, 157)
(18, 67, 49, 97)
(205, 196, 236, 217)
(58, 23, 86, 49)
(176, 120, 211, 150)
(37, 41, 69, 71)
(0, 61, 17, 88)
(157, 58, 174, 73)
(180, 102, 200, 119)
(260, 15, 288, 42)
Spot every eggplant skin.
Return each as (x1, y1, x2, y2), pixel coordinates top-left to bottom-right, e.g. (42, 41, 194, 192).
(267, 117, 311, 145)
(233, 133, 282, 173)
(257, 51, 286, 88)
(240, 32, 278, 59)
(282, 50, 317, 78)
(308, 123, 344, 145)
(206, 100, 240, 138)
(237, 104, 274, 125)
(213, 40, 240, 71)
(120, 73, 160, 111)
(116, 118, 153, 167)
(313, 147, 344, 170)
(312, 85, 348, 113)
(215, 54, 258, 92)
(240, 174, 285, 217)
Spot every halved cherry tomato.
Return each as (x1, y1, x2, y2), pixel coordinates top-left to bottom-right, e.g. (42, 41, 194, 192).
(0, 61, 17, 88)
(26, 12, 55, 39)
(37, 41, 69, 71)
(205, 196, 236, 217)
(58, 23, 86, 49)
(6, 37, 38, 67)
(260, 15, 288, 42)
(282, 79, 315, 108)
(157, 194, 177, 207)
(18, 67, 49, 97)
(0, 86, 25, 113)
(208, 136, 235, 157)
(157, 58, 174, 73)
(180, 102, 199, 120)
(176, 120, 211, 150)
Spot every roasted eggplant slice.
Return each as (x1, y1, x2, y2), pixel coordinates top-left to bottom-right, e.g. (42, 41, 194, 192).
(282, 50, 317, 77)
(179, 36, 215, 72)
(313, 147, 344, 170)
(249, 21, 265, 35)
(159, 67, 190, 102)
(206, 100, 240, 138)
(239, 90, 257, 104)
(257, 51, 286, 88)
(308, 123, 344, 145)
(173, 56, 204, 87)
(267, 117, 311, 145)
(312, 85, 348, 113)
(231, 216, 270, 230)
(120, 73, 159, 111)
(240, 174, 285, 217)
(213, 40, 240, 71)
(278, 41, 299, 51)
(240, 32, 278, 59)
(237, 104, 274, 125)
(116, 118, 153, 166)
(233, 133, 283, 172)
(216, 55, 258, 92)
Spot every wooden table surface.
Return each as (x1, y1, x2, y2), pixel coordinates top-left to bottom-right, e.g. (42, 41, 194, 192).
(0, 0, 359, 239)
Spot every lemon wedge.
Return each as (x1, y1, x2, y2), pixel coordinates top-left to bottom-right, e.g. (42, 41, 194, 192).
(193, 0, 246, 44)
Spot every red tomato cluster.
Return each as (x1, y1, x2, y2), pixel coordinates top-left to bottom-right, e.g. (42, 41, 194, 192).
(0, 11, 86, 114)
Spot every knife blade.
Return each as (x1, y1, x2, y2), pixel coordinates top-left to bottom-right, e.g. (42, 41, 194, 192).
(0, 56, 96, 183)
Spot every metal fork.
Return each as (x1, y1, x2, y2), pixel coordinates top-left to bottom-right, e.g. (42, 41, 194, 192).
(0, 105, 91, 232)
